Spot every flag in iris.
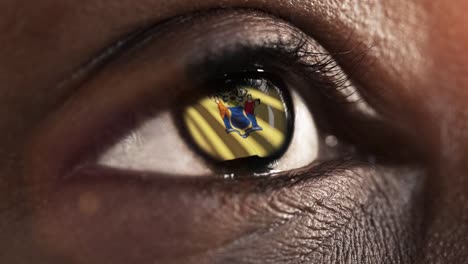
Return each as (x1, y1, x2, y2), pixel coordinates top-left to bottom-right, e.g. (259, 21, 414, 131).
(182, 77, 291, 162)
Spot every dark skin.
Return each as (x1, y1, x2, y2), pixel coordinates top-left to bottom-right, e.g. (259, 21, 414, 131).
(1, 0, 468, 263)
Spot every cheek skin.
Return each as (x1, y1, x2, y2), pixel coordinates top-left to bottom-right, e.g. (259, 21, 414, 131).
(32, 166, 422, 264)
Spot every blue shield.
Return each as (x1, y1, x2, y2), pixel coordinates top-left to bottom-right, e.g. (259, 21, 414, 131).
(229, 106, 251, 130)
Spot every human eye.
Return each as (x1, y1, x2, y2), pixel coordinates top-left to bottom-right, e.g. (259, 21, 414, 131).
(98, 72, 318, 177)
(85, 24, 376, 178)
(30, 10, 412, 181)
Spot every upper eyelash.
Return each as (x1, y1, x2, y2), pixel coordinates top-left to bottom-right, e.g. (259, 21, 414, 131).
(187, 34, 377, 119)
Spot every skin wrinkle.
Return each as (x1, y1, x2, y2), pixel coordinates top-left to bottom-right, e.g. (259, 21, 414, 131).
(322, 170, 422, 263)
(208, 166, 420, 263)
(30, 166, 389, 264)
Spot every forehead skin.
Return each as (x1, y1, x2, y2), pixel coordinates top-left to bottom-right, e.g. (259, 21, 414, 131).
(0, 0, 468, 263)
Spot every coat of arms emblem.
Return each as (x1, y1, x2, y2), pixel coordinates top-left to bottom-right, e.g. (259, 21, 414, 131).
(213, 87, 263, 138)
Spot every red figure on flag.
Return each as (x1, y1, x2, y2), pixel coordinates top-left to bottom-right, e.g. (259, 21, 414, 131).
(244, 94, 262, 131)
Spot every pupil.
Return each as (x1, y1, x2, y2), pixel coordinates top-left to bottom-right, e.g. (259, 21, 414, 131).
(182, 77, 293, 169)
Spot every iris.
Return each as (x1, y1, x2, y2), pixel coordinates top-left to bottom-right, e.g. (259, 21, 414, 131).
(182, 77, 293, 166)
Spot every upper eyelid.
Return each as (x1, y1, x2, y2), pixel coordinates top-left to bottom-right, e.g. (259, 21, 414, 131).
(61, 9, 378, 136)
(51, 9, 379, 132)
(62, 9, 309, 84)
(49, 8, 376, 127)
(55, 9, 330, 115)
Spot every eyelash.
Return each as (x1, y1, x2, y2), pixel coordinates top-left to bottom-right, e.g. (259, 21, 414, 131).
(184, 43, 362, 121)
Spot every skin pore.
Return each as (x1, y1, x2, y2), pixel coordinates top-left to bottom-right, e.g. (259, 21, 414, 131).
(1, 0, 468, 263)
